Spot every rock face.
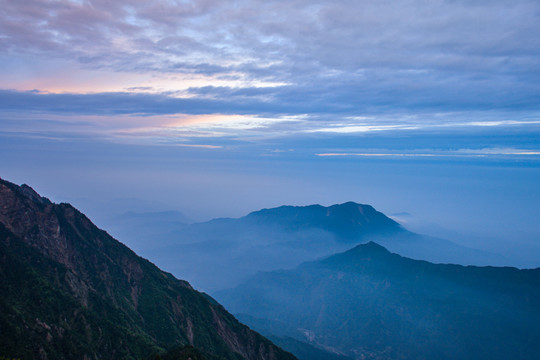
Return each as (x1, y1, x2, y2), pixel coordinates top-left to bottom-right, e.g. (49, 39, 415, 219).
(217, 242, 540, 360)
(0, 178, 296, 360)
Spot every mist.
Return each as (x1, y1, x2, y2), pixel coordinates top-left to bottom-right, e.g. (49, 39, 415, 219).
(2, 126, 540, 275)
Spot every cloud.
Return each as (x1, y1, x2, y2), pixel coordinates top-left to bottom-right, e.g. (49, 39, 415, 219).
(307, 124, 418, 134)
(315, 148, 540, 158)
(2, 87, 540, 149)
(173, 144, 222, 149)
(455, 148, 540, 156)
(0, 89, 271, 116)
(0, 0, 538, 114)
(1, 0, 539, 148)
(306, 116, 540, 134)
(316, 153, 438, 157)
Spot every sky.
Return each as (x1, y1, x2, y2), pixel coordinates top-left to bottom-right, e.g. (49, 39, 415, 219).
(1, 0, 540, 265)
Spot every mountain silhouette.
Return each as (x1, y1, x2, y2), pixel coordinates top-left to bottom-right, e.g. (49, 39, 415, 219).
(216, 242, 540, 360)
(0, 178, 296, 360)
(151, 202, 503, 292)
(244, 202, 403, 239)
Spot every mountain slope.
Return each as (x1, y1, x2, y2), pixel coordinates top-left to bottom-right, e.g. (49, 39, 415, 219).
(216, 242, 540, 360)
(0, 178, 296, 360)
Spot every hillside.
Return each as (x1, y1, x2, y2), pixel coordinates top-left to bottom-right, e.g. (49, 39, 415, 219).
(216, 242, 540, 360)
(0, 178, 296, 360)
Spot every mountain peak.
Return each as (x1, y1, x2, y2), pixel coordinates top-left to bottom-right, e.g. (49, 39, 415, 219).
(321, 241, 393, 265)
(1, 179, 52, 206)
(347, 241, 393, 257)
(330, 201, 371, 209)
(20, 184, 51, 203)
(326, 202, 382, 219)
(217, 239, 540, 360)
(359, 240, 389, 251)
(245, 202, 402, 241)
(0, 178, 296, 360)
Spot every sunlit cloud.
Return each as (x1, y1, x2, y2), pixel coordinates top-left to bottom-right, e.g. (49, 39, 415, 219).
(455, 148, 540, 156)
(306, 116, 540, 134)
(110, 114, 308, 144)
(175, 114, 306, 131)
(174, 144, 222, 149)
(453, 120, 540, 128)
(316, 153, 438, 157)
(0, 56, 286, 96)
(316, 148, 540, 158)
(306, 124, 419, 133)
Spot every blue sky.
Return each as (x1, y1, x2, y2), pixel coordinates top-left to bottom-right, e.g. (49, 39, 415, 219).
(1, 0, 540, 264)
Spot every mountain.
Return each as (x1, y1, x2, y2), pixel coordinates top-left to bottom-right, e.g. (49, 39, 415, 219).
(216, 242, 540, 360)
(148, 202, 406, 292)
(0, 178, 296, 360)
(242, 202, 403, 239)
(148, 202, 503, 292)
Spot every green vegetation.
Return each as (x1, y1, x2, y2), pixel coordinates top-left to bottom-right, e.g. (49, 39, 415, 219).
(149, 345, 225, 360)
(218, 242, 540, 360)
(0, 179, 296, 360)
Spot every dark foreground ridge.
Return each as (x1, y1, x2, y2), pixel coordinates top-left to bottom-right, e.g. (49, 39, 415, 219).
(217, 242, 540, 360)
(0, 178, 296, 360)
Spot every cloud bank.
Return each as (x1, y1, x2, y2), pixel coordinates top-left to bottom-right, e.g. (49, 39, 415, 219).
(1, 0, 539, 110)
(1, 0, 539, 154)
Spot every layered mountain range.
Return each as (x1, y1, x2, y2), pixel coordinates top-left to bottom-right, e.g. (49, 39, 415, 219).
(216, 242, 540, 360)
(3, 176, 538, 360)
(0, 178, 296, 360)
(114, 202, 504, 292)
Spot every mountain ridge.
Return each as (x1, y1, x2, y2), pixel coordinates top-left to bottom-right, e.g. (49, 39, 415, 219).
(243, 202, 404, 239)
(0, 178, 296, 360)
(152, 201, 409, 292)
(216, 242, 540, 360)
(144, 201, 505, 292)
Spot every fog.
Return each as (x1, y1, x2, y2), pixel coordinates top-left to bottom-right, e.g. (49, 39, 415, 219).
(2, 125, 540, 279)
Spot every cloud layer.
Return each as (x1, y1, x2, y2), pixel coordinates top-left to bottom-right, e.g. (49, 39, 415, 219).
(1, 0, 539, 154)
(1, 0, 539, 110)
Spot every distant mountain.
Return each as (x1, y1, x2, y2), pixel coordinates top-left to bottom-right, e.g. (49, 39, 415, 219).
(0, 178, 296, 360)
(216, 242, 540, 360)
(151, 202, 503, 292)
(243, 202, 403, 239)
(151, 202, 407, 292)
